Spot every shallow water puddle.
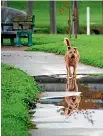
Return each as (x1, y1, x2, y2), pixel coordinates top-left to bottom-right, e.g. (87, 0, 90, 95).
(40, 92, 82, 99)
(30, 75, 103, 134)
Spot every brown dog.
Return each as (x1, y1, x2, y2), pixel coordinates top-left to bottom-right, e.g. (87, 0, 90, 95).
(64, 38, 80, 78)
(57, 77, 81, 116)
(57, 95, 81, 116)
(64, 95, 81, 116)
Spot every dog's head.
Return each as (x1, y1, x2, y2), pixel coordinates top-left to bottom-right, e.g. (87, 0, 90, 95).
(64, 96, 81, 115)
(57, 96, 81, 116)
(65, 96, 80, 107)
(68, 47, 78, 59)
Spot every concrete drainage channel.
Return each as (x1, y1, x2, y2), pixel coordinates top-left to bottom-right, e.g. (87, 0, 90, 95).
(34, 74, 103, 91)
(29, 74, 103, 136)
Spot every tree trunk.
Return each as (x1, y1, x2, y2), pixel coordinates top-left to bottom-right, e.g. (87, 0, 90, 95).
(72, 1, 75, 37)
(27, 1, 33, 16)
(72, 1, 79, 38)
(76, 1, 79, 33)
(50, 1, 56, 34)
(102, 0, 103, 27)
(2, 1, 8, 7)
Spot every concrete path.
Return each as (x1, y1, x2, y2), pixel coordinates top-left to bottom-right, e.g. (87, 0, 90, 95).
(30, 128, 103, 136)
(1, 50, 103, 136)
(1, 51, 103, 76)
(29, 102, 103, 136)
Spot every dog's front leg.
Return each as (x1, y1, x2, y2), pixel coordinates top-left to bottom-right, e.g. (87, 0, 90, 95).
(66, 67, 69, 90)
(73, 66, 76, 77)
(66, 67, 69, 80)
(74, 78, 78, 92)
(68, 67, 72, 77)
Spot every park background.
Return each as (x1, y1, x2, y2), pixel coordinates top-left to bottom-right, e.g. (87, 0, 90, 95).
(2, 1, 103, 68)
(8, 1, 103, 34)
(1, 1, 103, 136)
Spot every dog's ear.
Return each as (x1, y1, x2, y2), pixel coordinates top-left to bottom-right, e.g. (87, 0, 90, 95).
(74, 47, 77, 51)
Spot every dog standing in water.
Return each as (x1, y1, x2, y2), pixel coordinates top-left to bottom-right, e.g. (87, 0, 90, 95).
(57, 77, 81, 116)
(64, 38, 80, 78)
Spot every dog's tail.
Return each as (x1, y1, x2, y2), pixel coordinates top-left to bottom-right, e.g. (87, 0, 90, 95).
(64, 38, 71, 47)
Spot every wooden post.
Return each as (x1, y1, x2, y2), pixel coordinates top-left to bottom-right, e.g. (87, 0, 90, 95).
(27, 1, 33, 16)
(50, 1, 56, 34)
(2, 0, 8, 7)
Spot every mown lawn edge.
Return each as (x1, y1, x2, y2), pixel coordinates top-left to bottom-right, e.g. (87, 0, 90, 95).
(1, 63, 41, 136)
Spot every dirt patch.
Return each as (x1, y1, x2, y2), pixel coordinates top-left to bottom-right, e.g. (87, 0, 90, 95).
(1, 46, 29, 51)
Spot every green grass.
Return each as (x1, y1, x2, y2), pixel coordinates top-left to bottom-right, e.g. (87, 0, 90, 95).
(8, 1, 103, 33)
(89, 74, 103, 77)
(26, 34, 103, 68)
(1, 64, 41, 136)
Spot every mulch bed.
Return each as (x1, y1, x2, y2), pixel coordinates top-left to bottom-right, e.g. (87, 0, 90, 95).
(1, 46, 29, 51)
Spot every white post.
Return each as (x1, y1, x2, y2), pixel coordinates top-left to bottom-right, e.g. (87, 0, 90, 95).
(87, 7, 90, 35)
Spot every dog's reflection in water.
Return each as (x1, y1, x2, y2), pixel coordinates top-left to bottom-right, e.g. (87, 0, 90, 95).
(66, 77, 78, 92)
(57, 77, 81, 116)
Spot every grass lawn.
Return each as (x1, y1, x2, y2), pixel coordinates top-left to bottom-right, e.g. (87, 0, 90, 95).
(1, 64, 41, 136)
(25, 34, 103, 68)
(8, 1, 103, 33)
(89, 74, 103, 77)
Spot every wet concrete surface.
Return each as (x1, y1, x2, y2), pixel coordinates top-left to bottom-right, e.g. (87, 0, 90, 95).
(30, 104, 103, 135)
(29, 128, 103, 136)
(38, 83, 103, 92)
(1, 50, 103, 136)
(1, 51, 103, 76)
(34, 74, 103, 83)
(29, 76, 103, 136)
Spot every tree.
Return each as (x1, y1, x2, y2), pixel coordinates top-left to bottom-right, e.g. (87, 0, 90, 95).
(102, 0, 103, 27)
(72, 1, 79, 38)
(27, 1, 33, 16)
(50, 1, 57, 34)
(2, 0, 8, 7)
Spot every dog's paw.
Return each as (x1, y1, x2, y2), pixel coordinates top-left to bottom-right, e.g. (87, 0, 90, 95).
(73, 75, 76, 78)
